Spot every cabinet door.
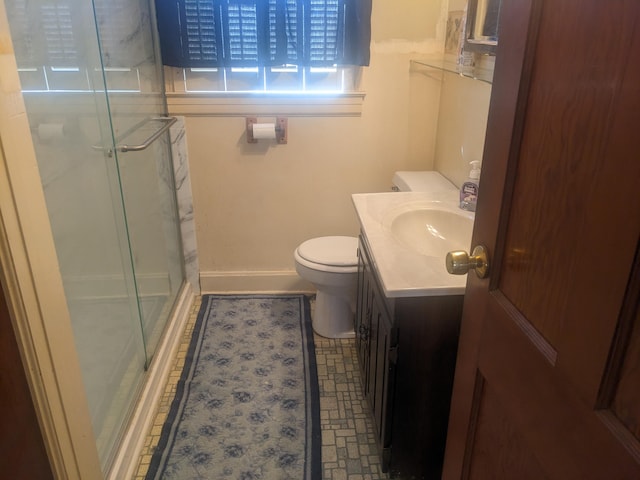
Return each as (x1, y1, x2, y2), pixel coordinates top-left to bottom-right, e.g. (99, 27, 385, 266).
(371, 297, 396, 470)
(367, 290, 380, 410)
(355, 242, 371, 393)
(356, 236, 397, 472)
(357, 240, 389, 434)
(355, 245, 366, 369)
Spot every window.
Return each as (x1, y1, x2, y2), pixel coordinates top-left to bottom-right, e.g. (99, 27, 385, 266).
(155, 0, 371, 94)
(8, 0, 147, 93)
(170, 64, 355, 93)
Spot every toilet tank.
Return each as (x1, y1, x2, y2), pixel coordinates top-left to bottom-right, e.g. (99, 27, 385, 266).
(391, 171, 458, 192)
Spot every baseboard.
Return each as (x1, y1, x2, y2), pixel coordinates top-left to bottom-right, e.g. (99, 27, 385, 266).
(200, 270, 315, 294)
(106, 281, 195, 480)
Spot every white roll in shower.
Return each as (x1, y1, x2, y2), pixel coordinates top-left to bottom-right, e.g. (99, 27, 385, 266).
(37, 123, 65, 141)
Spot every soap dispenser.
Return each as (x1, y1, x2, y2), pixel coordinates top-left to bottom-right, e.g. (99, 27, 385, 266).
(460, 161, 481, 211)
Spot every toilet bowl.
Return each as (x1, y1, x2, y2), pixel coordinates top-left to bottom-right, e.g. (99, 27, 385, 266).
(294, 236, 358, 338)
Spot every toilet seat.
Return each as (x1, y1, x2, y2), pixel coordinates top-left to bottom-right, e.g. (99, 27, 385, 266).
(294, 236, 358, 338)
(297, 236, 358, 266)
(295, 236, 358, 273)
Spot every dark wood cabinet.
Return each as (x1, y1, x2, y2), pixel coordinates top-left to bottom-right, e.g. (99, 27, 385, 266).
(355, 236, 397, 467)
(355, 234, 464, 479)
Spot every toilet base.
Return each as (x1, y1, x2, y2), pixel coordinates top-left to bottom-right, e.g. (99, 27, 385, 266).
(312, 291, 356, 339)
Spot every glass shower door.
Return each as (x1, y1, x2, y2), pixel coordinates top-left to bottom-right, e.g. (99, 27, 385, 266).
(93, 0, 184, 362)
(5, 0, 150, 469)
(5, 0, 185, 472)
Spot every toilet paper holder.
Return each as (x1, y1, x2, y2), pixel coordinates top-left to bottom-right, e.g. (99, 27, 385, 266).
(246, 117, 287, 144)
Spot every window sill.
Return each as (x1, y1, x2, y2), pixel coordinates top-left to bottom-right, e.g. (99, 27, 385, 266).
(165, 92, 365, 117)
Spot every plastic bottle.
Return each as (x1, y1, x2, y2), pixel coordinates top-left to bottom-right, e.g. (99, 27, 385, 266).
(460, 161, 481, 211)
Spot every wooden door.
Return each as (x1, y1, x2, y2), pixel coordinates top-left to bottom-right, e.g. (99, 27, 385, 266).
(0, 281, 53, 479)
(442, 0, 640, 478)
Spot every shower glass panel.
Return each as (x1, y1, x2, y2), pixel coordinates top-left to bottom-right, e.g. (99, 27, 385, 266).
(5, 0, 185, 471)
(93, 0, 184, 361)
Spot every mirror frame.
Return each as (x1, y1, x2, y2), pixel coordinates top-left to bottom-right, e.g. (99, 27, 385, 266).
(464, 0, 500, 55)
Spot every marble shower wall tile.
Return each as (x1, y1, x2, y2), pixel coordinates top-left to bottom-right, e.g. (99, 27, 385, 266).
(170, 116, 200, 294)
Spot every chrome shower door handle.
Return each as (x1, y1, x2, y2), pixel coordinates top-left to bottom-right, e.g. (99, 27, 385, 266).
(117, 116, 177, 152)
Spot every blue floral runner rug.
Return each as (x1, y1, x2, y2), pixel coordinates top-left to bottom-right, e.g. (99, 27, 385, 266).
(145, 294, 321, 480)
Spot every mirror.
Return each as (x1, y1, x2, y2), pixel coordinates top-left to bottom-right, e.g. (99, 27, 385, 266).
(464, 0, 501, 55)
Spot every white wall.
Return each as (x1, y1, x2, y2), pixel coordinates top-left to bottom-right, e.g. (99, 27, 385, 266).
(183, 1, 452, 292)
(434, 72, 492, 188)
(181, 1, 493, 292)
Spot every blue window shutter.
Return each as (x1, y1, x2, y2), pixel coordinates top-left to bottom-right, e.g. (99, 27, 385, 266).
(184, 1, 218, 62)
(154, 0, 370, 67)
(308, 0, 341, 65)
(226, 2, 258, 63)
(268, 0, 301, 65)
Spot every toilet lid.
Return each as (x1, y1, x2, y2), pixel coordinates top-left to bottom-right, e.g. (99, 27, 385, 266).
(297, 236, 358, 267)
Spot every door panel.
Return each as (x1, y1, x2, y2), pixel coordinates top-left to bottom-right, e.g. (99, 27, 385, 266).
(476, 297, 639, 478)
(442, 0, 640, 478)
(467, 377, 548, 480)
(0, 283, 53, 479)
(613, 308, 640, 442)
(497, 0, 640, 400)
(93, 0, 184, 363)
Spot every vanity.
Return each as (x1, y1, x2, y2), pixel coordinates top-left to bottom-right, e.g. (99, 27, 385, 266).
(352, 189, 473, 479)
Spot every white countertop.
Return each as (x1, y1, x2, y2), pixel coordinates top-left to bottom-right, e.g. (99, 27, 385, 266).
(352, 191, 475, 298)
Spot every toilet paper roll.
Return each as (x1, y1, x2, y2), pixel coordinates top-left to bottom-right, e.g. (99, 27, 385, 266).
(252, 123, 276, 140)
(38, 123, 65, 142)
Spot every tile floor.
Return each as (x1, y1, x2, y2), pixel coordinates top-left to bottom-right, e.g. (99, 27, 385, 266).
(314, 334, 387, 480)
(134, 295, 387, 480)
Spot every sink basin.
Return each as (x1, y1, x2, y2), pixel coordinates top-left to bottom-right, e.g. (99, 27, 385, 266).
(383, 204, 473, 257)
(352, 191, 475, 297)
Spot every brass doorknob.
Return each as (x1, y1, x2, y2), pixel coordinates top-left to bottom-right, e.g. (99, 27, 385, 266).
(446, 245, 490, 279)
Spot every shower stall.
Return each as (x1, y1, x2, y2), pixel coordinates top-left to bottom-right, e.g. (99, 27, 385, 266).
(5, 0, 185, 473)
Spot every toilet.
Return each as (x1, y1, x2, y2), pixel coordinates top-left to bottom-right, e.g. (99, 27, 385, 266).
(391, 170, 458, 193)
(294, 236, 358, 338)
